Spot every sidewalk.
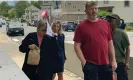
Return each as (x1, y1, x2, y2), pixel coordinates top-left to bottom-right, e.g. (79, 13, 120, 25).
(0, 32, 83, 80)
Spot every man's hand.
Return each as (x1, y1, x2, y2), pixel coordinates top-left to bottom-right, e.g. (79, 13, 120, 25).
(81, 60, 86, 67)
(124, 63, 130, 71)
(112, 61, 117, 71)
(74, 42, 86, 68)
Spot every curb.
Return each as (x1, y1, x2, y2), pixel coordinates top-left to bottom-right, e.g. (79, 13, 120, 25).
(0, 32, 11, 43)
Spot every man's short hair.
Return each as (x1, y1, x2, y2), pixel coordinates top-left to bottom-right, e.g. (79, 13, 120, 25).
(85, 1, 97, 10)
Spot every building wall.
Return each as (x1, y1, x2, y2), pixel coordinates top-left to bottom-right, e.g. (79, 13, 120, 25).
(61, 1, 86, 13)
(112, 1, 133, 23)
(40, 1, 56, 9)
(61, 1, 133, 23)
(61, 1, 86, 22)
(25, 6, 41, 21)
(62, 14, 86, 22)
(98, 1, 133, 23)
(40, 1, 57, 15)
(40, 1, 58, 22)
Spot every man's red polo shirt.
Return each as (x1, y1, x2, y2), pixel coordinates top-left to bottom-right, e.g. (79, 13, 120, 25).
(73, 19, 112, 65)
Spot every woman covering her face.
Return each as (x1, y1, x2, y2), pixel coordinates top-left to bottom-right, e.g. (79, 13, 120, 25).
(19, 20, 47, 80)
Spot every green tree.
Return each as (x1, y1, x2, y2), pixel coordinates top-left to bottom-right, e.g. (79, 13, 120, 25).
(0, 1, 11, 17)
(30, 1, 41, 9)
(14, 1, 29, 18)
(98, 10, 111, 17)
(8, 8, 16, 19)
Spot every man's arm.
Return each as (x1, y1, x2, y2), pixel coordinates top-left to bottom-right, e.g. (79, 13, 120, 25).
(125, 46, 130, 64)
(124, 46, 130, 70)
(108, 40, 117, 71)
(74, 42, 86, 66)
(122, 32, 130, 64)
(121, 31, 130, 70)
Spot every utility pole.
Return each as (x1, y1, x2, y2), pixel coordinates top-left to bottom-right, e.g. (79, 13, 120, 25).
(49, 5, 52, 24)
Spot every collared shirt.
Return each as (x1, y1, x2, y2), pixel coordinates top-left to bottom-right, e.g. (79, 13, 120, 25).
(37, 33, 43, 48)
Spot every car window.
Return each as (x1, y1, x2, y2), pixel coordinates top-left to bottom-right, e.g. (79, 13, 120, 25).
(68, 22, 74, 24)
(9, 22, 23, 28)
(70, 25, 74, 27)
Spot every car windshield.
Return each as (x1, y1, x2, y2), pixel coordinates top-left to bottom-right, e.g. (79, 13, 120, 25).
(69, 25, 74, 27)
(9, 22, 23, 28)
(68, 24, 74, 27)
(68, 22, 74, 24)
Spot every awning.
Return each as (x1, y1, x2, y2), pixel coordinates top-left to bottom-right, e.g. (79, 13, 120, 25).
(98, 6, 114, 9)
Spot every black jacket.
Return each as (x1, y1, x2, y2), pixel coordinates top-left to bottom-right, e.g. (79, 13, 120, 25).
(19, 32, 39, 80)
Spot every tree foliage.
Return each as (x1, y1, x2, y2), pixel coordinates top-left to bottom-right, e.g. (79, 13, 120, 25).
(8, 8, 16, 19)
(30, 1, 41, 9)
(14, 1, 29, 18)
(98, 10, 111, 17)
(0, 1, 11, 17)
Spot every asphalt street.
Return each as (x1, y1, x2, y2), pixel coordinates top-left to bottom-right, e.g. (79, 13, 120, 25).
(0, 24, 74, 44)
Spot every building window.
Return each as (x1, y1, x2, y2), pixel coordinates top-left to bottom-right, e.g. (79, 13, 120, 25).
(32, 10, 34, 13)
(35, 15, 38, 19)
(44, 1, 48, 3)
(26, 10, 29, 13)
(32, 16, 34, 19)
(124, 1, 130, 7)
(68, 3, 71, 5)
(108, 10, 112, 12)
(26, 16, 29, 19)
(73, 6, 76, 8)
(103, 1, 109, 4)
(35, 10, 38, 12)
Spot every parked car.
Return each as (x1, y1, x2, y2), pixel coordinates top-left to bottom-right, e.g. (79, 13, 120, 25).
(6, 22, 24, 36)
(1, 20, 6, 25)
(27, 20, 38, 27)
(63, 23, 77, 31)
(62, 22, 76, 30)
(0, 22, 2, 27)
(0, 19, 6, 25)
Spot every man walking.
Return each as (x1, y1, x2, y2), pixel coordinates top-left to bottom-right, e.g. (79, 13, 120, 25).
(106, 14, 130, 80)
(73, 1, 117, 80)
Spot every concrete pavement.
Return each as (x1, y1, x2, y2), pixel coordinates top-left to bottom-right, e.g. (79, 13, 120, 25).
(0, 32, 83, 80)
(0, 49, 29, 80)
(1, 29, 133, 80)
